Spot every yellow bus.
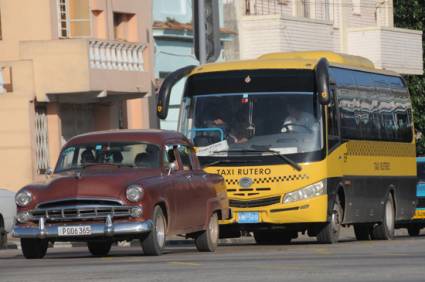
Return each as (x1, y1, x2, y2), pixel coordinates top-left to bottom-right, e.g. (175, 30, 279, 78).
(157, 51, 417, 244)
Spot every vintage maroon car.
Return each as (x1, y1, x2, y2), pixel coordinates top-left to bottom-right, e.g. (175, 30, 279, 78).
(13, 130, 229, 259)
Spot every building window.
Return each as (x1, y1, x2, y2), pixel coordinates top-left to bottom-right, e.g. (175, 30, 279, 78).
(0, 67, 13, 94)
(57, 0, 91, 38)
(35, 106, 50, 174)
(297, 0, 310, 18)
(352, 0, 361, 15)
(323, 0, 330, 21)
(113, 12, 137, 42)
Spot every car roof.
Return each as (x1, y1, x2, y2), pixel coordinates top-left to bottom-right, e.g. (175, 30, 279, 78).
(65, 129, 192, 147)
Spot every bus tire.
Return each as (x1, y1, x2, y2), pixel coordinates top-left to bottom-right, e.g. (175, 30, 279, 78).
(141, 206, 167, 256)
(317, 195, 343, 244)
(371, 193, 395, 240)
(254, 231, 292, 245)
(407, 225, 421, 237)
(353, 224, 372, 241)
(195, 213, 219, 252)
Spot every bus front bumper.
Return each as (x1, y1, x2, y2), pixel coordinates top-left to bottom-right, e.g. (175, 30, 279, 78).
(220, 195, 328, 225)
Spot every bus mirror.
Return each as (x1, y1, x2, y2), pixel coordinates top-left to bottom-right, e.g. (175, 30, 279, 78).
(315, 58, 331, 106)
(157, 65, 196, 120)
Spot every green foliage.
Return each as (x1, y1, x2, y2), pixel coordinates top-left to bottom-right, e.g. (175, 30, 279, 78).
(394, 0, 425, 155)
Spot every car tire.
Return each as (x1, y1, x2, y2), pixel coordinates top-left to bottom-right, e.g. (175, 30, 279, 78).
(21, 238, 48, 259)
(142, 206, 166, 256)
(254, 231, 292, 245)
(195, 213, 219, 252)
(0, 217, 7, 249)
(317, 195, 343, 244)
(87, 241, 112, 257)
(371, 193, 395, 240)
(407, 225, 421, 237)
(353, 224, 372, 241)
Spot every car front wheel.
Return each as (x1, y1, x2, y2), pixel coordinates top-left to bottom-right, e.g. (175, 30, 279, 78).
(21, 238, 48, 259)
(0, 218, 7, 249)
(142, 206, 167, 256)
(87, 240, 112, 257)
(195, 213, 219, 252)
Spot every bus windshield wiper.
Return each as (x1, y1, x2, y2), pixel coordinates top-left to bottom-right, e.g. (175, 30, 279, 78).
(213, 149, 302, 171)
(203, 159, 252, 168)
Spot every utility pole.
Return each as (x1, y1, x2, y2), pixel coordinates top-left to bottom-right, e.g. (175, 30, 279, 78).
(193, 0, 221, 64)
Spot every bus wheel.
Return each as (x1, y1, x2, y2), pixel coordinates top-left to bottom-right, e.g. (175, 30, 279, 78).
(371, 193, 395, 240)
(254, 231, 292, 245)
(407, 225, 421, 237)
(317, 196, 343, 244)
(353, 224, 372, 241)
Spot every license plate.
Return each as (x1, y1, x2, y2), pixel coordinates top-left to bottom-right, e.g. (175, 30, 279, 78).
(58, 225, 92, 236)
(237, 212, 259, 223)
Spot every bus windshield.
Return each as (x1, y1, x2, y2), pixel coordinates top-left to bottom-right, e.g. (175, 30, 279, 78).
(185, 92, 323, 157)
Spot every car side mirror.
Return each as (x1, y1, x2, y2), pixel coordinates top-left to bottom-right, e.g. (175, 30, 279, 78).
(45, 167, 53, 178)
(167, 162, 178, 175)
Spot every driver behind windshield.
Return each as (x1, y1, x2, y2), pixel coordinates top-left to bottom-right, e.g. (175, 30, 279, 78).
(282, 103, 316, 133)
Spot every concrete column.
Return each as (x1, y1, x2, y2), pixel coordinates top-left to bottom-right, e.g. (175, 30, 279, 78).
(47, 102, 63, 167)
(338, 0, 351, 52)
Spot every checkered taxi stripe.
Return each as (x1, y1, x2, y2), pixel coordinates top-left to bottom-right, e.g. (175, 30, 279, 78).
(225, 174, 309, 186)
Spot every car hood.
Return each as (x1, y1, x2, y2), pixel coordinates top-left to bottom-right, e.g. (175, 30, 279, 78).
(26, 168, 161, 206)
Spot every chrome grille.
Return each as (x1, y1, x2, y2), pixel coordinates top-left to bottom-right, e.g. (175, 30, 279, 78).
(37, 199, 122, 209)
(229, 196, 281, 208)
(30, 205, 133, 222)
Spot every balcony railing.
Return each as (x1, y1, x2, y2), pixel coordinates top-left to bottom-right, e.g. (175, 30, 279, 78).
(89, 40, 146, 72)
(245, 0, 291, 16)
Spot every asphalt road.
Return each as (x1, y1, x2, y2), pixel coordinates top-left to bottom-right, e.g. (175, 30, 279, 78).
(1, 228, 424, 282)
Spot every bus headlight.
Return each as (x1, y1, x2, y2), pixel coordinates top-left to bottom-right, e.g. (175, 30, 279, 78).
(283, 181, 326, 204)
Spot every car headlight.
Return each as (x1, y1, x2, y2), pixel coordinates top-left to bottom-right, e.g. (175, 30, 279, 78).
(126, 184, 144, 202)
(16, 211, 32, 223)
(283, 180, 326, 204)
(15, 190, 33, 207)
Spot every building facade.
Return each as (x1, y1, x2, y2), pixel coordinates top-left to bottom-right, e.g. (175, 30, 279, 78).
(0, 0, 155, 192)
(223, 0, 423, 75)
(153, 0, 234, 130)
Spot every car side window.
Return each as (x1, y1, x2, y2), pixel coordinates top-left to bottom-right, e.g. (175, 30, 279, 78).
(177, 145, 193, 171)
(164, 145, 178, 170)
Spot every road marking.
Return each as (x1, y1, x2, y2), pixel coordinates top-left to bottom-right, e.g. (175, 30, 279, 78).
(169, 261, 201, 266)
(314, 248, 332, 255)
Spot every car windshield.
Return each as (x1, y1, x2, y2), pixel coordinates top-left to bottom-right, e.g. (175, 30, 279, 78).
(185, 92, 323, 157)
(55, 142, 160, 172)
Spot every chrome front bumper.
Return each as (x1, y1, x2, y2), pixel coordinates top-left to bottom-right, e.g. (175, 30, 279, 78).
(12, 215, 153, 239)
